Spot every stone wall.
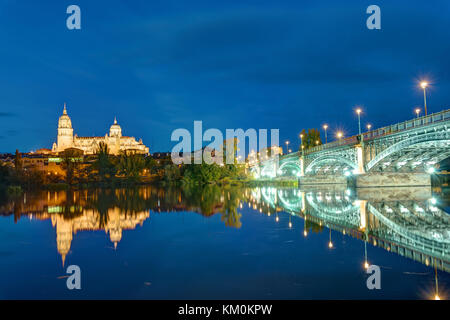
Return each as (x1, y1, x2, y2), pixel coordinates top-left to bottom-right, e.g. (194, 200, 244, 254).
(299, 175, 347, 185)
(356, 172, 431, 188)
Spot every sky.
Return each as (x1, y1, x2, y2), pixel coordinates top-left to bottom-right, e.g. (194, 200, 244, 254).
(0, 0, 449, 153)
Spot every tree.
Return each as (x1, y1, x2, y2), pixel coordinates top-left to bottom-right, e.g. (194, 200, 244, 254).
(0, 163, 12, 188)
(145, 156, 158, 174)
(300, 128, 322, 150)
(61, 148, 83, 185)
(163, 164, 182, 182)
(92, 142, 116, 182)
(116, 151, 146, 181)
(14, 149, 22, 172)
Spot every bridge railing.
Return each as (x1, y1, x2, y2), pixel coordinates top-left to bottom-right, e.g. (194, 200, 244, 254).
(305, 136, 358, 154)
(362, 108, 450, 140)
(280, 151, 300, 159)
(305, 108, 450, 155)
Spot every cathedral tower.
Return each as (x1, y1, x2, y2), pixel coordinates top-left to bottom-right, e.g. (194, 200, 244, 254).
(109, 117, 122, 137)
(56, 103, 74, 152)
(109, 117, 122, 155)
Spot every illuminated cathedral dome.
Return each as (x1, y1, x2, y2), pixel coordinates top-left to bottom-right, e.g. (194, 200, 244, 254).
(58, 103, 72, 129)
(109, 117, 122, 137)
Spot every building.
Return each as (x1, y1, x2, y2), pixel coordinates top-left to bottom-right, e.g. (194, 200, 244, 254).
(51, 104, 149, 155)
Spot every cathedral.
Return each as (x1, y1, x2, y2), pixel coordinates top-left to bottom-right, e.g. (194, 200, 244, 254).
(52, 104, 149, 155)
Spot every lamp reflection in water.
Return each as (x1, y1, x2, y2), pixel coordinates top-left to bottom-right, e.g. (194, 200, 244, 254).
(364, 241, 369, 269)
(363, 229, 370, 269)
(303, 217, 308, 237)
(434, 258, 440, 300)
(328, 229, 333, 248)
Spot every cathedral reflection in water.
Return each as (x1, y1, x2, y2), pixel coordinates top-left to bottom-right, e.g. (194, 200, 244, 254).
(0, 185, 448, 274)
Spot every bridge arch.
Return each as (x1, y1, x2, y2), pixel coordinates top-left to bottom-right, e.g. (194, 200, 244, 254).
(367, 203, 450, 247)
(305, 192, 360, 227)
(277, 189, 304, 211)
(305, 155, 357, 175)
(366, 131, 450, 172)
(260, 161, 277, 178)
(278, 160, 301, 176)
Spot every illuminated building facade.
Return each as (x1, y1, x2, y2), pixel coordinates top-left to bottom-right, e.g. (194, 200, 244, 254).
(51, 104, 149, 155)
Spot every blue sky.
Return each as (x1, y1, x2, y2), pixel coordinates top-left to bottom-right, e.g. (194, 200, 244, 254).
(0, 0, 449, 152)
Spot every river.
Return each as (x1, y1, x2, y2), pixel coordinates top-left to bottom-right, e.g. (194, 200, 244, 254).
(0, 185, 448, 299)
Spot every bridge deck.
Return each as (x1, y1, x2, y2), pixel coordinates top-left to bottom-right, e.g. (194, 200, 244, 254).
(305, 109, 450, 155)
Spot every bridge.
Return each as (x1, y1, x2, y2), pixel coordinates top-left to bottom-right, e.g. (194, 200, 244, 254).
(251, 109, 450, 186)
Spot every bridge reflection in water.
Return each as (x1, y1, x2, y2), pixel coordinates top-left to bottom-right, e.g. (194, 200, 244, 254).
(252, 186, 449, 273)
(0, 185, 448, 274)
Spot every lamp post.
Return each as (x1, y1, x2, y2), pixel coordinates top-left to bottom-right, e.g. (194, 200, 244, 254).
(356, 108, 362, 135)
(336, 131, 343, 145)
(415, 108, 421, 118)
(366, 124, 372, 131)
(420, 81, 428, 116)
(285, 141, 289, 154)
(323, 124, 328, 144)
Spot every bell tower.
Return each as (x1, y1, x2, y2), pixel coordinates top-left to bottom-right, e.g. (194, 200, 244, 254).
(57, 103, 74, 152)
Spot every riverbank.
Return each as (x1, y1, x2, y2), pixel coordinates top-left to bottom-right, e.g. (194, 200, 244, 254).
(2, 176, 298, 194)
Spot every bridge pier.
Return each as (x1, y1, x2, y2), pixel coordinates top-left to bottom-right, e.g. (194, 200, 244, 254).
(356, 186, 432, 201)
(299, 175, 347, 186)
(299, 156, 305, 176)
(299, 172, 432, 187)
(356, 145, 365, 174)
(355, 172, 431, 188)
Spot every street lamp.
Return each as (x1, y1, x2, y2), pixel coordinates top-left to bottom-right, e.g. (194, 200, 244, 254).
(336, 131, 343, 143)
(366, 124, 372, 131)
(415, 108, 421, 118)
(299, 133, 304, 152)
(420, 81, 428, 116)
(285, 141, 289, 154)
(356, 108, 362, 135)
(323, 124, 328, 144)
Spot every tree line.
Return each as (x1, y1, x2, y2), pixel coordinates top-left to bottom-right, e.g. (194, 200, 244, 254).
(0, 142, 248, 192)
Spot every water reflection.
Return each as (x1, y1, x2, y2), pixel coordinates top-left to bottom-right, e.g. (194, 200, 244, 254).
(0, 185, 448, 275)
(0, 186, 245, 264)
(254, 186, 449, 272)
